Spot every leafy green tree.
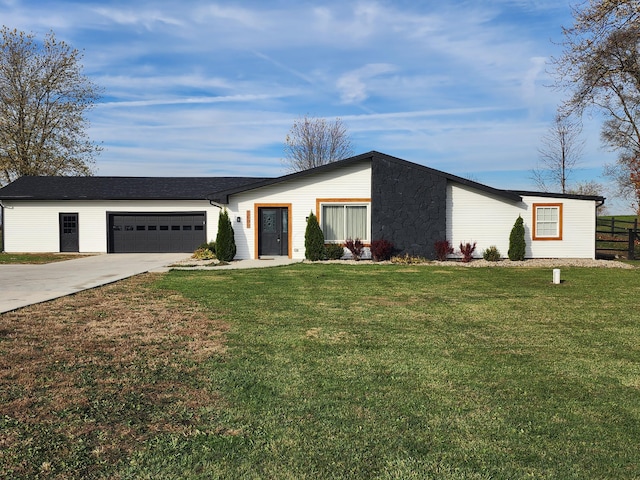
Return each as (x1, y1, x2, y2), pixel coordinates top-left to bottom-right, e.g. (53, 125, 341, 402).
(0, 27, 101, 185)
(508, 216, 526, 261)
(304, 211, 325, 261)
(215, 209, 236, 262)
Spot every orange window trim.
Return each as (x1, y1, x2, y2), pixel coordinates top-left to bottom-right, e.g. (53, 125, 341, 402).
(532, 203, 563, 241)
(253, 203, 293, 259)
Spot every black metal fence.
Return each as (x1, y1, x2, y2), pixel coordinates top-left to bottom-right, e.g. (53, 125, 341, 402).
(596, 217, 639, 260)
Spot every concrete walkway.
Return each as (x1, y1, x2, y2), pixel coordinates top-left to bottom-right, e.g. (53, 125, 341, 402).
(0, 254, 302, 314)
(0, 253, 188, 314)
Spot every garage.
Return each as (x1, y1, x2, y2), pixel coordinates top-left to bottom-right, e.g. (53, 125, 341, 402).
(108, 212, 206, 253)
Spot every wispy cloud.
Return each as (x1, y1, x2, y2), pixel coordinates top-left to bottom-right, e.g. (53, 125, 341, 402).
(0, 0, 624, 210)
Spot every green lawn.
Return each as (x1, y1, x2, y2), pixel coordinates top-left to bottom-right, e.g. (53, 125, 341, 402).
(143, 264, 640, 479)
(2, 263, 640, 479)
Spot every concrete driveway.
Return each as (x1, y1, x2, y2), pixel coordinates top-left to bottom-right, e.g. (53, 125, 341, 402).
(0, 253, 189, 314)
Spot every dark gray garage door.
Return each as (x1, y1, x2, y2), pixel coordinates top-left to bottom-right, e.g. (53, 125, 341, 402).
(109, 212, 206, 253)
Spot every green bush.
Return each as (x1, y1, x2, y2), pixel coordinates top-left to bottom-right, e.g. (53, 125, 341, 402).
(508, 216, 526, 261)
(215, 209, 236, 262)
(305, 212, 325, 261)
(325, 243, 345, 260)
(483, 245, 501, 261)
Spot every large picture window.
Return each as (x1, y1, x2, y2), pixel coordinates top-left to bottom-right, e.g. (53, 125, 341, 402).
(318, 200, 370, 242)
(533, 203, 563, 240)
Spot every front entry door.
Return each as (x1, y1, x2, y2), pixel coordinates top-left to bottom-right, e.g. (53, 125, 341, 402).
(59, 213, 79, 252)
(258, 207, 288, 256)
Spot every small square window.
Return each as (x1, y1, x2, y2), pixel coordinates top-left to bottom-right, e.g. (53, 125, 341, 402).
(533, 204, 563, 240)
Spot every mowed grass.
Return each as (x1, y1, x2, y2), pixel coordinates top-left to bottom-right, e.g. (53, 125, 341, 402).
(143, 264, 640, 479)
(2, 263, 640, 479)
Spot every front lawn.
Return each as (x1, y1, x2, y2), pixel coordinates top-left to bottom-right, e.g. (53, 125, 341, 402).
(1, 264, 640, 478)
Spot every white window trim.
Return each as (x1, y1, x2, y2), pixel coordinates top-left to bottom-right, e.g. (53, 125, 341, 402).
(318, 200, 371, 244)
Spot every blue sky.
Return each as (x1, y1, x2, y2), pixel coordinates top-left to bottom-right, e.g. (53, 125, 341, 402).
(1, 0, 630, 212)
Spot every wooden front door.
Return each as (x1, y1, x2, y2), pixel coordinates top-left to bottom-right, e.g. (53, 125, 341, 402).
(258, 207, 288, 256)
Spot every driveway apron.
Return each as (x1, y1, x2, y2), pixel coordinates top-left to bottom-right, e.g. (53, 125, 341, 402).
(0, 253, 188, 314)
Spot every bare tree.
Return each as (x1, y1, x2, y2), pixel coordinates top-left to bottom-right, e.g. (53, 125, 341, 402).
(0, 27, 101, 185)
(283, 115, 353, 172)
(552, 0, 640, 211)
(532, 114, 585, 193)
(604, 155, 640, 214)
(567, 180, 608, 214)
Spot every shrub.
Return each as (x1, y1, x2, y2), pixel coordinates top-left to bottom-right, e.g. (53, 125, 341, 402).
(508, 215, 526, 261)
(325, 243, 345, 260)
(434, 240, 454, 261)
(370, 239, 394, 261)
(459, 241, 477, 263)
(305, 212, 326, 261)
(482, 245, 501, 262)
(390, 253, 428, 264)
(192, 248, 216, 260)
(215, 209, 236, 262)
(197, 241, 216, 253)
(344, 238, 364, 260)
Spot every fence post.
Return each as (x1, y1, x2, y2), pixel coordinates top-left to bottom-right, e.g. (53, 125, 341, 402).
(629, 229, 636, 260)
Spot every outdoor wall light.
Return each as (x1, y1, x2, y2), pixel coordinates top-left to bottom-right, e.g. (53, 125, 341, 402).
(236, 216, 241, 223)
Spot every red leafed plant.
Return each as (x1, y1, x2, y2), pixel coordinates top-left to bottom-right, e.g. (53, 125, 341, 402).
(344, 238, 364, 261)
(459, 241, 477, 263)
(370, 239, 394, 262)
(434, 240, 454, 261)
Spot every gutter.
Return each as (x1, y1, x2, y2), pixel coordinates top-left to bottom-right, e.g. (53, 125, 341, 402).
(0, 200, 4, 252)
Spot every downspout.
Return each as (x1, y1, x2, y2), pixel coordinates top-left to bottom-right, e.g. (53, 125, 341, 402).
(0, 200, 5, 252)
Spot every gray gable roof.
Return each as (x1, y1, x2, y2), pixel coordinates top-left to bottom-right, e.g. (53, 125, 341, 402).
(0, 176, 269, 200)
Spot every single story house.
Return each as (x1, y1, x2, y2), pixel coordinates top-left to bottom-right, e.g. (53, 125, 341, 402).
(0, 151, 605, 259)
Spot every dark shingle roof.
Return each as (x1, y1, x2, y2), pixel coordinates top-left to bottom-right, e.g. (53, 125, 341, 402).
(0, 176, 270, 200)
(207, 151, 525, 204)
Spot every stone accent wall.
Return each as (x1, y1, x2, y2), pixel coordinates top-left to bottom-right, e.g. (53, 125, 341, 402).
(371, 157, 447, 259)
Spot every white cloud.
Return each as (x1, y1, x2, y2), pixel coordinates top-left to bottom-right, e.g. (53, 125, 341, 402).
(336, 64, 397, 104)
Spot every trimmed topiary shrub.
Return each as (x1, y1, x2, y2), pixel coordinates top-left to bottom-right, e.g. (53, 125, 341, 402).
(305, 212, 325, 261)
(325, 243, 345, 260)
(508, 215, 526, 261)
(370, 239, 394, 261)
(482, 245, 501, 262)
(215, 209, 236, 262)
